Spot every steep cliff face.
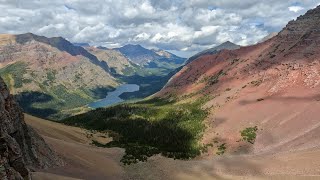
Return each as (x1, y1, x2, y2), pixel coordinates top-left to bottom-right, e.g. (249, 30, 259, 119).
(0, 77, 62, 179)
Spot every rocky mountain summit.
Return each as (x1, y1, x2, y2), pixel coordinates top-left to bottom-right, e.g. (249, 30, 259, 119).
(0, 77, 62, 179)
(187, 41, 240, 64)
(115, 44, 161, 65)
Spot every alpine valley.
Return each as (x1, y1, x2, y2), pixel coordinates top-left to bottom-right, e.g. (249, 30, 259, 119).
(0, 33, 186, 120)
(1, 3, 320, 180)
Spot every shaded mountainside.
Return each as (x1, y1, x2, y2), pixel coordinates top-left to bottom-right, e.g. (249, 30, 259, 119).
(0, 77, 62, 179)
(73, 42, 90, 47)
(187, 41, 240, 64)
(114, 44, 186, 71)
(115, 44, 160, 65)
(157, 5, 320, 155)
(0, 33, 118, 120)
(85, 46, 138, 75)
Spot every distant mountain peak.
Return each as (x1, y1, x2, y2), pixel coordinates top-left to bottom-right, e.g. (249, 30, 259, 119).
(15, 33, 68, 46)
(96, 46, 109, 50)
(215, 41, 239, 50)
(114, 44, 159, 65)
(114, 44, 186, 67)
(187, 41, 240, 64)
(222, 40, 233, 44)
(73, 42, 90, 47)
(123, 44, 144, 48)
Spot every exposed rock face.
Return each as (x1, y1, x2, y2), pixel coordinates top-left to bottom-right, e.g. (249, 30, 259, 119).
(157, 6, 320, 155)
(0, 77, 63, 179)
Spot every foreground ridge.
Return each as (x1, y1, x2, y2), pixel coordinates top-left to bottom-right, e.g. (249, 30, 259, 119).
(0, 77, 63, 179)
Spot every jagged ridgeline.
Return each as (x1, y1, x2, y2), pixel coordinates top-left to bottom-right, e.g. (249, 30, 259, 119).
(0, 33, 186, 120)
(0, 76, 63, 179)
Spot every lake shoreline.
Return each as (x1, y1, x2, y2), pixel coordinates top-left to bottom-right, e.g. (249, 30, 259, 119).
(88, 84, 140, 109)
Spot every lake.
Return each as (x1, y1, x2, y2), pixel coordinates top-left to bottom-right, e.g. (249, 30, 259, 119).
(88, 84, 140, 108)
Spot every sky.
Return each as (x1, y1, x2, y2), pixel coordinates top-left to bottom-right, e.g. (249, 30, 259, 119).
(0, 0, 319, 57)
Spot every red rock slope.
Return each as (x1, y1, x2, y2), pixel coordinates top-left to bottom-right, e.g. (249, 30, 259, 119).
(157, 6, 320, 155)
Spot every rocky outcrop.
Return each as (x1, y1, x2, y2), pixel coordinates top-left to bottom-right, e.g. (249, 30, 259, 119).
(0, 77, 63, 179)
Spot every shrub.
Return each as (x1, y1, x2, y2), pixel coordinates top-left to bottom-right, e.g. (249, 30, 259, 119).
(207, 70, 225, 85)
(250, 80, 262, 86)
(216, 143, 226, 155)
(240, 126, 258, 144)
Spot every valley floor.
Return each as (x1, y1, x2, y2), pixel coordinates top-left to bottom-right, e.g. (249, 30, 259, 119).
(25, 114, 320, 180)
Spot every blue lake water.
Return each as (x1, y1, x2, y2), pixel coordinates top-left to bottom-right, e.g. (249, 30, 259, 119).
(88, 84, 140, 109)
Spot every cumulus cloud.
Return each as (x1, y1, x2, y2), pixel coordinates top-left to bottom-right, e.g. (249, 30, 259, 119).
(288, 6, 304, 12)
(0, 0, 318, 57)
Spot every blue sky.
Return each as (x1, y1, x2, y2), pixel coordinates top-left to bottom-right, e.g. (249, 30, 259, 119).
(0, 0, 319, 57)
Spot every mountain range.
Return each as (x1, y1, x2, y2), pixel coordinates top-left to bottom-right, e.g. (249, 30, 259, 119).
(61, 4, 320, 176)
(2, 4, 320, 180)
(114, 44, 186, 70)
(0, 33, 186, 119)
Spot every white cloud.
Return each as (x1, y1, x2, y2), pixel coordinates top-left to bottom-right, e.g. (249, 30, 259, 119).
(134, 32, 151, 41)
(288, 6, 304, 13)
(0, 0, 318, 57)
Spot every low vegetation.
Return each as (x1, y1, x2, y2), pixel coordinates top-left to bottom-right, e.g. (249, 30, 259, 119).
(216, 143, 226, 155)
(63, 98, 208, 165)
(207, 70, 225, 85)
(240, 126, 258, 144)
(0, 61, 29, 88)
(250, 79, 262, 86)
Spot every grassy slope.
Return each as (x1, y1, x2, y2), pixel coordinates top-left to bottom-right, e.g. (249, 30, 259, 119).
(0, 61, 114, 120)
(63, 98, 208, 164)
(0, 61, 30, 89)
(0, 60, 179, 120)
